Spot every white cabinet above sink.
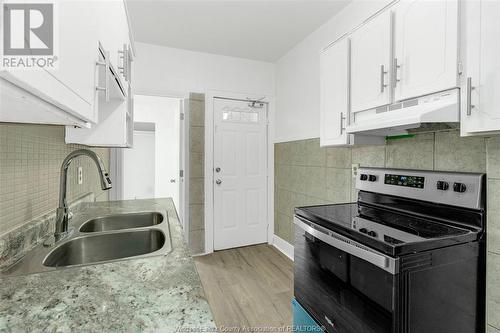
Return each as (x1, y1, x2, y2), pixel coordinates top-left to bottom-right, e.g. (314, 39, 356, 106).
(65, 47, 133, 148)
(0, 1, 104, 125)
(0, 0, 134, 141)
(0, 78, 88, 127)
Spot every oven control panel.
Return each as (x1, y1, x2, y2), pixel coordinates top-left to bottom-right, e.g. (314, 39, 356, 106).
(357, 167, 485, 210)
(384, 174, 425, 189)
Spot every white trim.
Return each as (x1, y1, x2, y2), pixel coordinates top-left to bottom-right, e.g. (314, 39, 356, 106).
(111, 90, 190, 241)
(133, 89, 188, 100)
(122, 0, 137, 57)
(272, 235, 294, 261)
(108, 148, 123, 200)
(267, 95, 276, 247)
(205, 89, 275, 254)
(204, 94, 214, 254)
(181, 97, 190, 244)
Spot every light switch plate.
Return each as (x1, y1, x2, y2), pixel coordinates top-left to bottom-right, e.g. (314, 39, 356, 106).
(352, 163, 360, 178)
(78, 167, 83, 185)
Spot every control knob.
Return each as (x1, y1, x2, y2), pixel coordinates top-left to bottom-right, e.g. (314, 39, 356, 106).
(453, 182, 467, 193)
(368, 175, 377, 182)
(360, 174, 368, 181)
(436, 181, 449, 191)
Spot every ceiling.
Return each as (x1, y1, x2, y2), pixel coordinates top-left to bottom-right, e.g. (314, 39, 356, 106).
(125, 1, 350, 62)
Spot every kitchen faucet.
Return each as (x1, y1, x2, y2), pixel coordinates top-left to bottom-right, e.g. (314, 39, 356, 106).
(54, 149, 112, 242)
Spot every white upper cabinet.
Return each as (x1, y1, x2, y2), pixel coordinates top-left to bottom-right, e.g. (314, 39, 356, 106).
(48, 1, 100, 123)
(65, 1, 134, 147)
(320, 39, 350, 146)
(0, 1, 132, 128)
(0, 1, 101, 125)
(393, 0, 459, 102)
(460, 0, 500, 135)
(350, 10, 392, 113)
(97, 1, 132, 73)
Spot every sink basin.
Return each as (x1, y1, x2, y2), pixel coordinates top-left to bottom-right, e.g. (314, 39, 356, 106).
(79, 212, 163, 232)
(43, 229, 165, 268)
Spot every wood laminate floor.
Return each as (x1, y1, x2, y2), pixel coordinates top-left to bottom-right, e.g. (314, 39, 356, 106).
(194, 244, 293, 330)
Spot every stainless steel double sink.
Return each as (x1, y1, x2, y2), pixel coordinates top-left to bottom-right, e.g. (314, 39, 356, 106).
(2, 211, 172, 277)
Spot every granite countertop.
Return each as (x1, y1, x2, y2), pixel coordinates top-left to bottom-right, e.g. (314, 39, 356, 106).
(0, 199, 216, 333)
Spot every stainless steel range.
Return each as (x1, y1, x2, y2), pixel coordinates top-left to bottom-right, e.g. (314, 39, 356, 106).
(293, 167, 486, 333)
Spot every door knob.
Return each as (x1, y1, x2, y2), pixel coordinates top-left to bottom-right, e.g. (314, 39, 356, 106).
(216, 179, 222, 185)
(170, 179, 176, 183)
(215, 167, 221, 173)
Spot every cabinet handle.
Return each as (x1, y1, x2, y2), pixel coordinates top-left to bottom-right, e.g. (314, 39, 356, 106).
(294, 216, 396, 274)
(96, 50, 110, 102)
(393, 58, 401, 88)
(380, 65, 388, 93)
(466, 77, 475, 116)
(118, 44, 129, 81)
(340, 112, 346, 134)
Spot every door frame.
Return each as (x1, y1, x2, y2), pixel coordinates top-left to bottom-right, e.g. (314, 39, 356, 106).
(205, 90, 275, 254)
(109, 90, 190, 241)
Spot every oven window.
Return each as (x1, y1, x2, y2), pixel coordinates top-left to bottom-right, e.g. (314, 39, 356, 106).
(294, 228, 395, 333)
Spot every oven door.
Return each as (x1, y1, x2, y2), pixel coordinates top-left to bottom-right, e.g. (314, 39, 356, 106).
(294, 216, 399, 333)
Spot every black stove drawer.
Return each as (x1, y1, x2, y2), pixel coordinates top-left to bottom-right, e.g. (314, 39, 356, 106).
(293, 216, 484, 333)
(294, 224, 394, 333)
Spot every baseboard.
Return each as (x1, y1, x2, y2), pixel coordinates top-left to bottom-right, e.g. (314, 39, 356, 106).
(272, 235, 294, 261)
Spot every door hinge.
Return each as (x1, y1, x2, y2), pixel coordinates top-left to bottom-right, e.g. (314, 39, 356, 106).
(180, 113, 185, 120)
(179, 169, 184, 177)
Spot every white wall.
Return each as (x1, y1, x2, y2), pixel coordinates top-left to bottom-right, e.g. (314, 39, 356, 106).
(275, 0, 393, 143)
(133, 42, 275, 97)
(123, 130, 156, 200)
(133, 95, 181, 208)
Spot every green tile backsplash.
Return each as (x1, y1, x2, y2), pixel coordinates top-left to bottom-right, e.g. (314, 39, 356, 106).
(0, 123, 109, 237)
(274, 130, 500, 331)
(188, 93, 205, 254)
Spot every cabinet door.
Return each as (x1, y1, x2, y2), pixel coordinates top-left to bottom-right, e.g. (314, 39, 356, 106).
(460, 0, 500, 134)
(320, 39, 350, 146)
(96, 1, 130, 69)
(0, 1, 101, 124)
(350, 10, 392, 113)
(48, 1, 100, 123)
(394, 0, 458, 102)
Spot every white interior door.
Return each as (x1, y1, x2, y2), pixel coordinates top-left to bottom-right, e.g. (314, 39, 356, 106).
(213, 98, 268, 250)
(131, 95, 180, 208)
(122, 130, 155, 200)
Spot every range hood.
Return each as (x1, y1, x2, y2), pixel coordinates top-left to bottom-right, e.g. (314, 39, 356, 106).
(346, 89, 460, 136)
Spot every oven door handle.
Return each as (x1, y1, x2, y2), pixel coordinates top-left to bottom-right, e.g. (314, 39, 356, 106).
(294, 216, 398, 274)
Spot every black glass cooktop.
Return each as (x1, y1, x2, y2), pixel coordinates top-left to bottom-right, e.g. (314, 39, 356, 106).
(295, 202, 478, 256)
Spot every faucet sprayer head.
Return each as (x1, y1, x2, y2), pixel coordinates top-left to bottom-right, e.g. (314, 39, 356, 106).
(100, 170, 112, 190)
